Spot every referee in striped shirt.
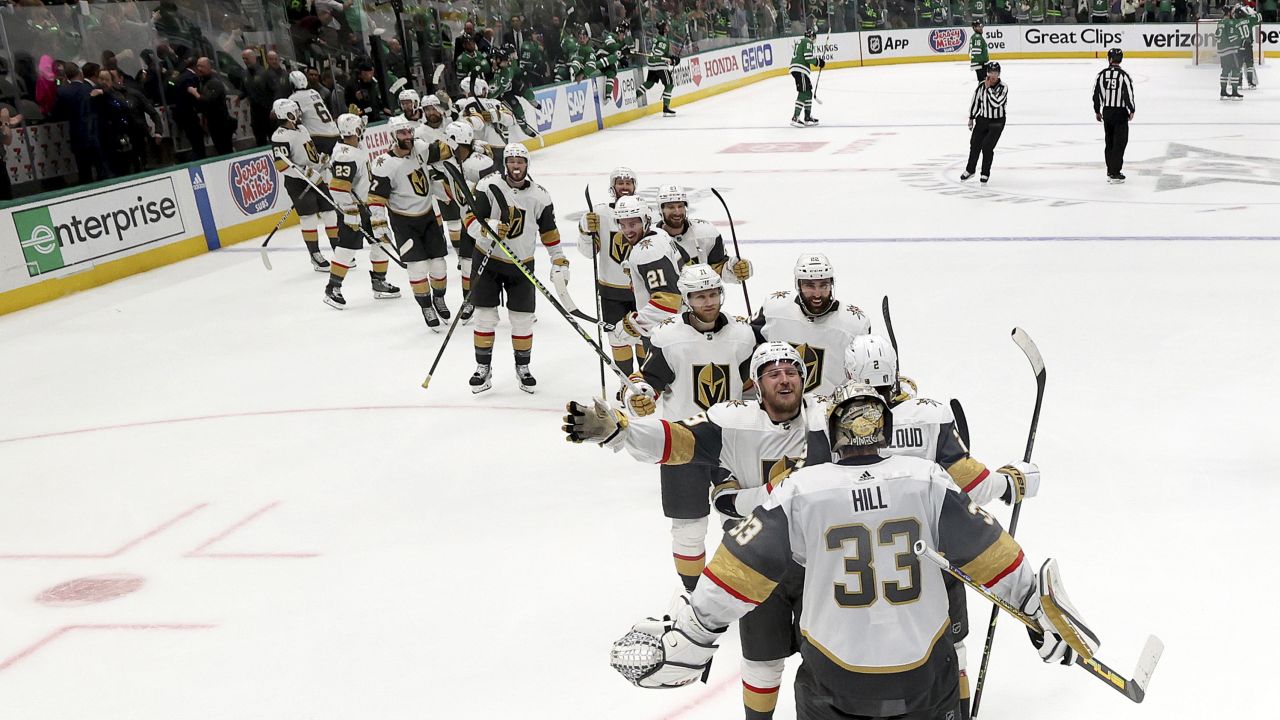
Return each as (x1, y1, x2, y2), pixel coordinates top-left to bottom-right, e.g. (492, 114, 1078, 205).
(962, 61, 1007, 185)
(1093, 48, 1136, 184)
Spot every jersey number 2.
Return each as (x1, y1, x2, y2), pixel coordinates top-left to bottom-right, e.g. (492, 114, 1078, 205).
(825, 518, 922, 607)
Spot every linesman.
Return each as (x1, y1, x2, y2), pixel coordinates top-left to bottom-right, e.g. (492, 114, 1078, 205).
(1093, 48, 1135, 185)
(961, 61, 1007, 185)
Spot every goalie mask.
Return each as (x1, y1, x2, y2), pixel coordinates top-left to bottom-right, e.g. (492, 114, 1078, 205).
(827, 381, 892, 451)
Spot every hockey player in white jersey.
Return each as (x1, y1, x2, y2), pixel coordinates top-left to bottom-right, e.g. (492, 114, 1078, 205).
(287, 70, 340, 157)
(323, 113, 400, 309)
(436, 120, 499, 324)
(368, 115, 453, 329)
(609, 381, 1093, 720)
(458, 78, 514, 145)
(566, 342, 831, 720)
(413, 95, 449, 143)
(394, 89, 424, 128)
(463, 143, 563, 393)
(579, 167, 651, 375)
(624, 264, 755, 594)
(607, 195, 684, 352)
(752, 253, 871, 395)
(844, 333, 1040, 719)
(271, 98, 336, 272)
(654, 185, 752, 286)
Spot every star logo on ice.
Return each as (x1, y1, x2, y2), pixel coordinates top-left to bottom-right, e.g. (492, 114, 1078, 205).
(1131, 142, 1280, 191)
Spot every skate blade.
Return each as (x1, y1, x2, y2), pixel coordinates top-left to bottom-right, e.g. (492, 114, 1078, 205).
(323, 298, 346, 310)
(373, 291, 401, 299)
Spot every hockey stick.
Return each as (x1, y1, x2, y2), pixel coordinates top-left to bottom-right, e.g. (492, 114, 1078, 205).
(259, 205, 298, 271)
(971, 327, 1046, 717)
(708, 188, 752, 316)
(881, 296, 901, 398)
(812, 13, 834, 105)
(283, 157, 408, 269)
(423, 163, 639, 394)
(585, 185, 606, 397)
(915, 541, 1164, 704)
(950, 398, 971, 447)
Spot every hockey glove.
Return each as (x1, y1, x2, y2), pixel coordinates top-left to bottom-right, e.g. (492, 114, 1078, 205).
(564, 398, 626, 444)
(372, 221, 391, 241)
(608, 312, 645, 346)
(341, 209, 362, 230)
(610, 595, 724, 689)
(550, 256, 570, 287)
(487, 222, 510, 240)
(818, 58, 827, 68)
(584, 211, 601, 233)
(998, 461, 1040, 504)
(625, 379, 658, 417)
(730, 258, 753, 281)
(669, 55, 681, 66)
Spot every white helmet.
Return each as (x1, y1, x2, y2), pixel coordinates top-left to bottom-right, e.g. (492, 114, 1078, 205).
(827, 381, 892, 451)
(272, 98, 301, 124)
(657, 184, 687, 207)
(336, 113, 364, 139)
(289, 70, 308, 90)
(677, 263, 723, 303)
(794, 253, 835, 283)
(749, 341, 806, 387)
(844, 334, 898, 389)
(422, 94, 443, 113)
(398, 88, 421, 108)
(444, 120, 474, 149)
(504, 143, 530, 162)
(461, 77, 490, 97)
(386, 113, 415, 136)
(613, 195, 649, 223)
(609, 166, 638, 196)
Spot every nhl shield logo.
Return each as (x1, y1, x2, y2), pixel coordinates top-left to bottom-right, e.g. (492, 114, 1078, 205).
(693, 363, 730, 410)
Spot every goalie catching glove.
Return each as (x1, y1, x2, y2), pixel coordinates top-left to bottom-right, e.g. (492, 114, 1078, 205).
(610, 595, 725, 688)
(1020, 558, 1101, 665)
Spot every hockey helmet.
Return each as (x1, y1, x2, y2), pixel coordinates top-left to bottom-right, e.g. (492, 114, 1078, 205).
(444, 120, 474, 149)
(272, 98, 302, 124)
(656, 20, 669, 35)
(972, 18, 984, 28)
(289, 69, 309, 90)
(461, 77, 490, 97)
(793, 253, 835, 283)
(677, 263, 723, 303)
(504, 143, 530, 163)
(610, 166, 638, 197)
(613, 195, 649, 224)
(844, 335, 898, 390)
(386, 113, 416, 137)
(827, 381, 892, 451)
(804, 27, 817, 39)
(750, 341, 806, 387)
(1107, 47, 1123, 64)
(398, 88, 421, 108)
(336, 113, 364, 139)
(657, 184, 688, 207)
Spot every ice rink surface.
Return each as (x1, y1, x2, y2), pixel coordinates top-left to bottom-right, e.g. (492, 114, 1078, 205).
(1, 59, 1277, 719)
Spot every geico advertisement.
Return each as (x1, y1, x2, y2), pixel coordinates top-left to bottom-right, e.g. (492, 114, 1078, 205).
(13, 176, 188, 277)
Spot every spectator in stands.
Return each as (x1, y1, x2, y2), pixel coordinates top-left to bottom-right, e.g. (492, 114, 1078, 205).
(455, 20, 477, 58)
(1123, 0, 1139, 20)
(504, 14, 528, 50)
(265, 50, 290, 99)
(241, 49, 276, 146)
(0, 106, 14, 200)
(322, 69, 346, 120)
(385, 37, 409, 83)
(54, 63, 105, 184)
(192, 56, 236, 157)
(175, 56, 206, 160)
(344, 60, 389, 121)
(112, 68, 163, 174)
(93, 69, 134, 178)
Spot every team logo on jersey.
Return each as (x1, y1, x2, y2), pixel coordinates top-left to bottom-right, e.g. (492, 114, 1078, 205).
(609, 231, 632, 264)
(693, 363, 731, 410)
(791, 343, 824, 393)
(506, 207, 528, 238)
(408, 168, 430, 197)
(228, 155, 279, 215)
(761, 456, 804, 488)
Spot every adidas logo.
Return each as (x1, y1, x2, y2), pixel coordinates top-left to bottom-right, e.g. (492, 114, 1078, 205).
(859, 471, 874, 481)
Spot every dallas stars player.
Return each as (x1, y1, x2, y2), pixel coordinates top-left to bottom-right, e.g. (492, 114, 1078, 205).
(607, 195, 683, 349)
(624, 264, 756, 595)
(1241, 4, 1260, 89)
(751, 253, 871, 396)
(566, 342, 831, 720)
(789, 28, 825, 127)
(640, 20, 679, 117)
(1217, 6, 1248, 100)
(579, 167, 650, 376)
(845, 333, 1041, 720)
(654, 185, 752, 285)
(609, 381, 1094, 720)
(271, 98, 335, 272)
(463, 144, 563, 393)
(437, 120, 499, 325)
(597, 23, 631, 99)
(324, 113, 400, 309)
(969, 18, 989, 82)
(368, 115, 453, 329)
(494, 44, 539, 138)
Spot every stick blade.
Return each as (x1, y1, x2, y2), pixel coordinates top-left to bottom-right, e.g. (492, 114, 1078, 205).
(260, 248, 273, 271)
(1130, 635, 1164, 700)
(1011, 327, 1044, 376)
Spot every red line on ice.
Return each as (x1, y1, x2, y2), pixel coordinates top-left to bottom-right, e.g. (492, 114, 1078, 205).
(186, 501, 318, 558)
(0, 623, 215, 672)
(0, 504, 207, 560)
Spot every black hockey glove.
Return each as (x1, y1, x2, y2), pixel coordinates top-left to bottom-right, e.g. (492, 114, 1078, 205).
(564, 398, 625, 444)
(669, 55, 681, 66)
(818, 58, 826, 68)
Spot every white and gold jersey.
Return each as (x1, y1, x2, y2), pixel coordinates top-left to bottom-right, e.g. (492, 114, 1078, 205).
(639, 313, 756, 421)
(414, 119, 449, 145)
(884, 396, 1008, 507)
(328, 141, 370, 214)
(658, 218, 739, 283)
(270, 125, 321, 179)
(624, 232, 684, 332)
(289, 88, 339, 140)
(466, 174, 560, 264)
(369, 147, 435, 217)
(751, 291, 872, 395)
(577, 199, 651, 300)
